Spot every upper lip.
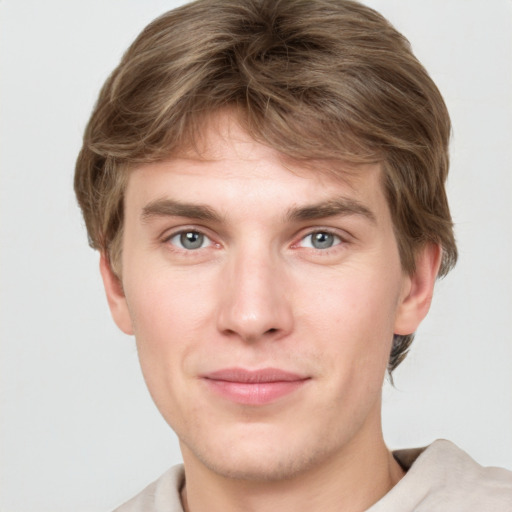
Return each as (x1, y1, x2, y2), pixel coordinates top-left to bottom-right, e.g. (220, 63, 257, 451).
(203, 368, 309, 383)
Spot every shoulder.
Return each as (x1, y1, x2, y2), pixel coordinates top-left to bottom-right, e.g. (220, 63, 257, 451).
(112, 465, 185, 512)
(413, 440, 512, 508)
(369, 440, 512, 511)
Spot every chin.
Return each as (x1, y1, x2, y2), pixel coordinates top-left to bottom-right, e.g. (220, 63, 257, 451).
(198, 449, 320, 482)
(180, 425, 336, 483)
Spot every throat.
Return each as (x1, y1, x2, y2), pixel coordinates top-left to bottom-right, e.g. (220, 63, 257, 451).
(179, 446, 404, 512)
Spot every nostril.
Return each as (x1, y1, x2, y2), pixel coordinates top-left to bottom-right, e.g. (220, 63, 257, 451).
(266, 328, 278, 334)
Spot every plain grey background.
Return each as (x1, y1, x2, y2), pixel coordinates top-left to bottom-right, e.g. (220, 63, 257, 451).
(1, 1, 511, 510)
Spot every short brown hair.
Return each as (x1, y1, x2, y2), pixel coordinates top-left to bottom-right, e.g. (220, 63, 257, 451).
(74, 0, 457, 372)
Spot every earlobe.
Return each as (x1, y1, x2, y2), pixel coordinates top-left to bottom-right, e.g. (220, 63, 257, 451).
(394, 244, 442, 336)
(99, 253, 134, 335)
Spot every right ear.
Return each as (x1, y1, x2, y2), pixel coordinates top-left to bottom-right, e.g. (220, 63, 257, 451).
(99, 253, 134, 335)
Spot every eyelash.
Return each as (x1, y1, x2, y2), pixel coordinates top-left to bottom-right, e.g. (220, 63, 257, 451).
(161, 227, 348, 255)
(162, 228, 218, 253)
(295, 229, 344, 251)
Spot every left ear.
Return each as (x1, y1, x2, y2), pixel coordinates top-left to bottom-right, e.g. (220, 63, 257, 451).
(394, 243, 442, 335)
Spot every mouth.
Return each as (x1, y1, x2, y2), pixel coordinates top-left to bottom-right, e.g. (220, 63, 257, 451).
(201, 368, 310, 405)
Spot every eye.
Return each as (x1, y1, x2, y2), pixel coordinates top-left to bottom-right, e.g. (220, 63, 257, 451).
(168, 230, 212, 250)
(299, 231, 342, 250)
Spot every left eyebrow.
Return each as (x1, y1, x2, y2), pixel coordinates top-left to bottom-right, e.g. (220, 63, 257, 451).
(286, 198, 376, 224)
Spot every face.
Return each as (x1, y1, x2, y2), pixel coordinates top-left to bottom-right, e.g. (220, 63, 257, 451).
(102, 114, 437, 482)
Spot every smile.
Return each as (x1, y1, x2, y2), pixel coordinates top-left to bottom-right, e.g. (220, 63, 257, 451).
(202, 368, 310, 405)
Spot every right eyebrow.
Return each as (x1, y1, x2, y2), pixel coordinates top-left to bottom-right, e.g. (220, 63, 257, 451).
(141, 199, 222, 223)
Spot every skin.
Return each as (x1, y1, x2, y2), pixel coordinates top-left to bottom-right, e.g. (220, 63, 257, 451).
(101, 113, 441, 512)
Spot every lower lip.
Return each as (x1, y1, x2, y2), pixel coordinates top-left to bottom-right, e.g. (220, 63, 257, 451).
(204, 379, 308, 405)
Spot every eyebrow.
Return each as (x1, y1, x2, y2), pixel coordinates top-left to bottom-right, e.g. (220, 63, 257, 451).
(286, 198, 376, 223)
(141, 199, 222, 223)
(141, 197, 376, 224)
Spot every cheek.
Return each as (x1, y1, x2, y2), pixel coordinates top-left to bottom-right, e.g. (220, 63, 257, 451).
(122, 267, 216, 395)
(297, 265, 400, 380)
(122, 272, 208, 425)
(302, 265, 400, 336)
(126, 265, 212, 337)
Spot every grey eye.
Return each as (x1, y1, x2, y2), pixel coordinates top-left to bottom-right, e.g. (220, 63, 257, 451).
(180, 231, 204, 250)
(300, 231, 341, 250)
(311, 232, 335, 249)
(169, 231, 210, 250)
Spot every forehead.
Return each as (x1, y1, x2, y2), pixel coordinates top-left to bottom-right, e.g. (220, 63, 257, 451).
(126, 112, 386, 209)
(178, 110, 377, 175)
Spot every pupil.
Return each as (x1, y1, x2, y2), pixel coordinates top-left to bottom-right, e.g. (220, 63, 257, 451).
(313, 232, 333, 249)
(180, 231, 203, 249)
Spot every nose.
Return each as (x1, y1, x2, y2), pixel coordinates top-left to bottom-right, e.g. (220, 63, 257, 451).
(216, 246, 294, 343)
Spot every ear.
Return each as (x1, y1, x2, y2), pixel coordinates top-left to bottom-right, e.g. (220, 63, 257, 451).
(99, 252, 134, 335)
(394, 243, 442, 335)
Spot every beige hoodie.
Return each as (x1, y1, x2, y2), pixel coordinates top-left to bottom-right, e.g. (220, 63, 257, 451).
(114, 440, 512, 512)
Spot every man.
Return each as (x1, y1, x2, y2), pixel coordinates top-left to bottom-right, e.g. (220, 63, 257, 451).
(74, 0, 512, 510)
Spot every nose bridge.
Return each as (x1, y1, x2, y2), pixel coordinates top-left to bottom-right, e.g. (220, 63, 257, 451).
(216, 239, 293, 342)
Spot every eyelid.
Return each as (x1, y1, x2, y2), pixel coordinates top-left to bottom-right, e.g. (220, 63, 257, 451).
(292, 226, 350, 247)
(169, 231, 212, 250)
(300, 231, 341, 249)
(160, 225, 220, 250)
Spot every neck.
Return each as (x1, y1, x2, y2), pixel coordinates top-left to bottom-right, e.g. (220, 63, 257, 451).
(180, 417, 404, 512)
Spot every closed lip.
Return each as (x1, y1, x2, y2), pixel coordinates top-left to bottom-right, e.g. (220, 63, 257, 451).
(202, 367, 310, 383)
(201, 368, 310, 405)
